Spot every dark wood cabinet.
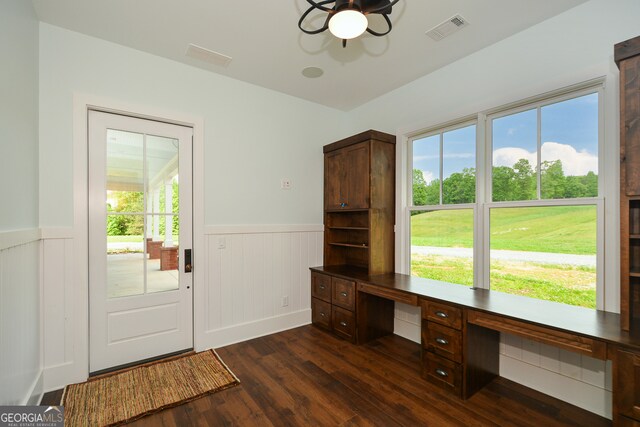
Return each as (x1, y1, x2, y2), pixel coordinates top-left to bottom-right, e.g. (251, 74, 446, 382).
(325, 142, 371, 210)
(420, 298, 466, 397)
(311, 271, 358, 343)
(613, 347, 640, 425)
(312, 130, 395, 342)
(617, 35, 640, 331)
(323, 130, 395, 275)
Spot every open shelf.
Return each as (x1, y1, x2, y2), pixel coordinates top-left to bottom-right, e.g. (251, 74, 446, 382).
(329, 243, 369, 249)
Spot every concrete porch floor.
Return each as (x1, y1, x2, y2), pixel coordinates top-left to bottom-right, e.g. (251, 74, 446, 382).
(107, 253, 179, 298)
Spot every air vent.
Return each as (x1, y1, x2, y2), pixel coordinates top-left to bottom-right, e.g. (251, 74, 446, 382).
(185, 44, 232, 67)
(425, 14, 469, 41)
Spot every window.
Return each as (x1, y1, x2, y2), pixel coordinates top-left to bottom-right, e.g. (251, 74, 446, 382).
(410, 123, 476, 286)
(407, 85, 602, 309)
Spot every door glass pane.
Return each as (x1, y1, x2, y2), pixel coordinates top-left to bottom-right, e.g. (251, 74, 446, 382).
(411, 209, 473, 286)
(443, 125, 476, 204)
(145, 135, 180, 294)
(489, 206, 597, 309)
(492, 109, 537, 201)
(540, 93, 599, 199)
(106, 130, 182, 297)
(412, 135, 440, 206)
(106, 130, 145, 297)
(146, 215, 179, 293)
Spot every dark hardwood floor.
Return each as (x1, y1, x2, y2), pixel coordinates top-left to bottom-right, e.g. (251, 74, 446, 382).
(42, 325, 610, 426)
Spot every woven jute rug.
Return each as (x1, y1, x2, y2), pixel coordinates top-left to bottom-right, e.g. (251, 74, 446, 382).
(62, 349, 240, 427)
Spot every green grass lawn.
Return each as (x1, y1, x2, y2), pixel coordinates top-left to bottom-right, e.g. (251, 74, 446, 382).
(411, 254, 596, 309)
(411, 205, 596, 255)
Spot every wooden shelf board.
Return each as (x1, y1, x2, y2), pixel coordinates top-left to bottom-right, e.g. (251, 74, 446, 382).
(630, 271, 640, 278)
(630, 235, 640, 239)
(329, 243, 369, 249)
(325, 209, 369, 213)
(328, 226, 369, 231)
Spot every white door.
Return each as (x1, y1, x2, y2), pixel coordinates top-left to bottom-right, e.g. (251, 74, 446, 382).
(88, 111, 193, 373)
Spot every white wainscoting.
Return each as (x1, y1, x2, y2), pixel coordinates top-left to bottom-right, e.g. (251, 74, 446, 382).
(40, 225, 323, 392)
(198, 226, 323, 350)
(41, 235, 76, 391)
(393, 302, 612, 419)
(0, 230, 42, 405)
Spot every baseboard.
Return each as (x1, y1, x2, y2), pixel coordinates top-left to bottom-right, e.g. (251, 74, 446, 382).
(394, 317, 421, 343)
(43, 362, 80, 394)
(198, 309, 312, 350)
(500, 354, 612, 419)
(22, 370, 43, 406)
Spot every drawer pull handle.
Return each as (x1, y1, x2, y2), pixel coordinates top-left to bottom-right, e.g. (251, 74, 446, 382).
(435, 338, 449, 345)
(320, 312, 326, 317)
(340, 291, 348, 297)
(340, 321, 348, 327)
(435, 311, 449, 318)
(319, 285, 326, 290)
(435, 369, 449, 377)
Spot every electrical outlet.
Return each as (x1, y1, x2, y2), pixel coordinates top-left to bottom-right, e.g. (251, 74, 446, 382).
(281, 179, 292, 190)
(282, 295, 289, 307)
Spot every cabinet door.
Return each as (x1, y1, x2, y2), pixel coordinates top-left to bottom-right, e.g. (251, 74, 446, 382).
(325, 150, 346, 210)
(622, 55, 640, 196)
(345, 142, 370, 209)
(617, 348, 640, 421)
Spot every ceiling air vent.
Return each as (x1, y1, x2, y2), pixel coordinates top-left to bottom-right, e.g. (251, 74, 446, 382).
(185, 44, 232, 67)
(425, 14, 469, 41)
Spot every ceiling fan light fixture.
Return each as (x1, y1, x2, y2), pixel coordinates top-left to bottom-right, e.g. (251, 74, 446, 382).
(328, 9, 368, 40)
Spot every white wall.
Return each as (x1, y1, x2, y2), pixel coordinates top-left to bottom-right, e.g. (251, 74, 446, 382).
(348, 0, 640, 418)
(0, 1, 39, 231)
(38, 23, 347, 390)
(39, 23, 350, 227)
(0, 1, 42, 405)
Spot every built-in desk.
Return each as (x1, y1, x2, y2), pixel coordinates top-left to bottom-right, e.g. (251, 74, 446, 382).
(310, 265, 640, 426)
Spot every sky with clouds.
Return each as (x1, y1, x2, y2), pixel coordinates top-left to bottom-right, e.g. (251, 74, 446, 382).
(413, 93, 599, 184)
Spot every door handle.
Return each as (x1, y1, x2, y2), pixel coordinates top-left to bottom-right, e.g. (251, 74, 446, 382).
(184, 249, 192, 273)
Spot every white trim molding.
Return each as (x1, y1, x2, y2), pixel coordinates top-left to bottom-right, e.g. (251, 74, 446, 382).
(0, 228, 40, 250)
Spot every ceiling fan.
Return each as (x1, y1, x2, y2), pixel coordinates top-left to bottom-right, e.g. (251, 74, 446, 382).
(298, 0, 400, 47)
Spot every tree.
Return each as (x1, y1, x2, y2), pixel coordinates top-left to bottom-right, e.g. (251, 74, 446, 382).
(443, 168, 475, 204)
(541, 160, 566, 199)
(512, 159, 536, 200)
(492, 166, 515, 202)
(412, 169, 428, 207)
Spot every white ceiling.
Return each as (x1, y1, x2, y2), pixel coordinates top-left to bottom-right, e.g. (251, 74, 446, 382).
(31, 0, 587, 111)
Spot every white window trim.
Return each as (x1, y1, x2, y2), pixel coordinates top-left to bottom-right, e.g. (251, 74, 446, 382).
(402, 79, 606, 310)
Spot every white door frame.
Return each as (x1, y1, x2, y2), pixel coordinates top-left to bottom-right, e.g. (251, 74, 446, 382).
(71, 93, 205, 382)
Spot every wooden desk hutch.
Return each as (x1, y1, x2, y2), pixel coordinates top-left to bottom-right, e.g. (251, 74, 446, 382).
(311, 36, 640, 426)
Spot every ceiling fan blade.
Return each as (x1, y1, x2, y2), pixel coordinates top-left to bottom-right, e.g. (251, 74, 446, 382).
(305, 0, 336, 13)
(362, 0, 399, 15)
(298, 0, 335, 35)
(366, 13, 392, 36)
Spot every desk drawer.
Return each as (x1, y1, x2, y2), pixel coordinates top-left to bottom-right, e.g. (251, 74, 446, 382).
(467, 310, 607, 360)
(332, 306, 356, 342)
(422, 300, 463, 330)
(358, 282, 418, 305)
(423, 321, 462, 363)
(423, 352, 462, 397)
(332, 277, 355, 310)
(312, 272, 332, 302)
(311, 298, 332, 330)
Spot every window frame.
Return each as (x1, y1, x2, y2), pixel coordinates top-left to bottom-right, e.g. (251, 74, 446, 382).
(405, 80, 605, 310)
